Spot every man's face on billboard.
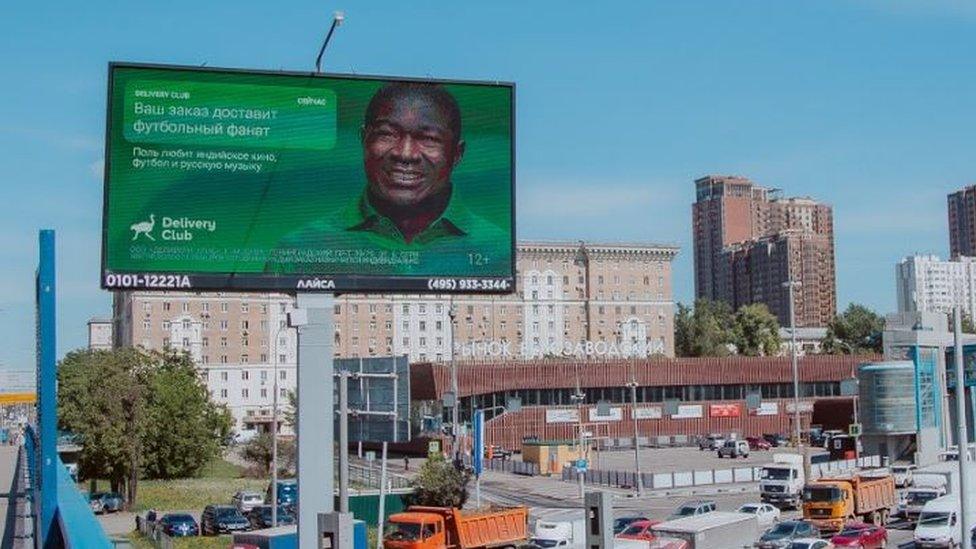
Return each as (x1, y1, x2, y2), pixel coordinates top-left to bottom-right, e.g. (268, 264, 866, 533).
(363, 92, 465, 207)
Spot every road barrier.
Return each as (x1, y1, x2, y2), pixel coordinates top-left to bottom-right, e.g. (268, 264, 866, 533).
(561, 455, 883, 490)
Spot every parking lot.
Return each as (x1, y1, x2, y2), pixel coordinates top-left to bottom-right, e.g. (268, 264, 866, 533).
(585, 445, 827, 474)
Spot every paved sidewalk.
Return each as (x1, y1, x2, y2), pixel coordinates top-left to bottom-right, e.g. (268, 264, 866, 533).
(0, 445, 28, 549)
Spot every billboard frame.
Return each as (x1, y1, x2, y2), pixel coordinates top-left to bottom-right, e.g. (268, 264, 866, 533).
(100, 61, 517, 294)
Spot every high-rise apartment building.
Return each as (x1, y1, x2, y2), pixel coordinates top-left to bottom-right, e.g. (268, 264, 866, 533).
(948, 185, 976, 258)
(113, 240, 679, 430)
(692, 175, 835, 328)
(896, 254, 976, 317)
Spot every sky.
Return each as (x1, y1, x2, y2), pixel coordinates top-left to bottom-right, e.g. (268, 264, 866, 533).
(0, 0, 974, 372)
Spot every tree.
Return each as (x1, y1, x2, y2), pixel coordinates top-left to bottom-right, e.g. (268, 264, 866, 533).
(404, 454, 470, 508)
(674, 299, 736, 357)
(242, 433, 296, 477)
(58, 347, 231, 507)
(141, 349, 233, 479)
(822, 304, 884, 354)
(733, 303, 782, 356)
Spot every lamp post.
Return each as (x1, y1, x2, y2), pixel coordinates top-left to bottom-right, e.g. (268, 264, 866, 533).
(782, 280, 803, 453)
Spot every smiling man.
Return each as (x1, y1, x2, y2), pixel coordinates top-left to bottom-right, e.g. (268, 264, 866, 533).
(268, 81, 511, 276)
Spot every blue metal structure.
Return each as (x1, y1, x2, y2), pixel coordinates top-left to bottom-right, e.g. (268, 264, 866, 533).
(36, 229, 58, 546)
(472, 409, 484, 476)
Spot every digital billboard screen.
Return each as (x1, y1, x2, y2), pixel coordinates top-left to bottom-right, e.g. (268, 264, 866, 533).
(101, 63, 515, 293)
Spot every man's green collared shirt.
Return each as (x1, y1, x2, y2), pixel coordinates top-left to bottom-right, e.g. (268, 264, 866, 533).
(268, 190, 511, 276)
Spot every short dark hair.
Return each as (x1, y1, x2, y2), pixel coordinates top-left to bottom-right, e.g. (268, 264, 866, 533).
(364, 82, 462, 143)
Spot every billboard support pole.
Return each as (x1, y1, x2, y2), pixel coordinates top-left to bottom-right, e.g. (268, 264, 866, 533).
(953, 306, 971, 549)
(294, 293, 335, 547)
(338, 370, 350, 513)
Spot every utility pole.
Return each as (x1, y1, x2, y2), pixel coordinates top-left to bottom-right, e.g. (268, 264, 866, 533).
(338, 370, 350, 513)
(953, 306, 971, 549)
(783, 280, 802, 452)
(627, 360, 643, 496)
(573, 364, 586, 499)
(449, 301, 459, 461)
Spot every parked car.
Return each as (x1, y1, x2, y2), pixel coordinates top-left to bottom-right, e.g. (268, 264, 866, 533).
(158, 513, 199, 537)
(699, 434, 725, 451)
(90, 492, 124, 513)
(787, 538, 833, 549)
(669, 500, 717, 520)
(232, 490, 264, 513)
(487, 445, 512, 460)
(200, 504, 250, 535)
(891, 464, 916, 488)
(88, 494, 103, 515)
(747, 436, 773, 451)
(736, 503, 781, 527)
(755, 520, 820, 548)
(247, 504, 296, 529)
(829, 522, 887, 548)
(763, 433, 789, 447)
(614, 516, 650, 535)
(616, 519, 660, 542)
(267, 480, 298, 511)
(718, 440, 750, 459)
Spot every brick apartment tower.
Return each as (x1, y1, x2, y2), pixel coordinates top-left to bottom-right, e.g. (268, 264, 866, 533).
(692, 175, 836, 328)
(948, 184, 976, 258)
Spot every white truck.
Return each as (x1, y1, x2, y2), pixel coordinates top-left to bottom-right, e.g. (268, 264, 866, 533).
(900, 463, 957, 522)
(914, 494, 976, 548)
(650, 511, 758, 549)
(531, 517, 586, 548)
(760, 453, 805, 509)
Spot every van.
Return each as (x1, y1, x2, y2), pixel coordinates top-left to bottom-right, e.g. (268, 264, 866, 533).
(718, 440, 749, 459)
(914, 495, 967, 548)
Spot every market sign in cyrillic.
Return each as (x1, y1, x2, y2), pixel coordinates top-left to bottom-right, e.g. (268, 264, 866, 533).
(101, 63, 515, 294)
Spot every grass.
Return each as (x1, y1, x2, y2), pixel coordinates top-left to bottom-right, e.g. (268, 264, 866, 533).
(82, 456, 268, 512)
(126, 531, 232, 548)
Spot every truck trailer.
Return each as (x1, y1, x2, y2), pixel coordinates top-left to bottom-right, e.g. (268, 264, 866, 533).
(649, 511, 758, 549)
(802, 472, 896, 534)
(384, 506, 528, 549)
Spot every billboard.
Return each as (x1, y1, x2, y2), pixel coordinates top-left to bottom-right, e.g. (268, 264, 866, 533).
(708, 403, 741, 418)
(545, 409, 579, 424)
(101, 63, 515, 293)
(671, 404, 703, 419)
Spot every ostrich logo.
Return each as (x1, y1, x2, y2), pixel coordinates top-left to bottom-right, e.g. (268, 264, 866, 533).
(130, 214, 156, 241)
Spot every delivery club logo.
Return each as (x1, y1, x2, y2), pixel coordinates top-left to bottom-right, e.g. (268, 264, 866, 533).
(129, 214, 216, 242)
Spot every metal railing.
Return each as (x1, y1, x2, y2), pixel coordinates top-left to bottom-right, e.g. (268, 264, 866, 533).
(349, 462, 412, 490)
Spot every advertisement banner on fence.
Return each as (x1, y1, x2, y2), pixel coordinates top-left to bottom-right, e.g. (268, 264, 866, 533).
(671, 404, 703, 419)
(588, 407, 623, 422)
(709, 403, 741, 418)
(748, 402, 779, 416)
(545, 409, 579, 423)
(632, 407, 663, 420)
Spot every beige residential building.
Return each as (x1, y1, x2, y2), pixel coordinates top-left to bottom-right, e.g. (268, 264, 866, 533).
(112, 240, 678, 428)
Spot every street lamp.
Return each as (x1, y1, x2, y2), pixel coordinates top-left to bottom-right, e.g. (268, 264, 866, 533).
(782, 280, 803, 452)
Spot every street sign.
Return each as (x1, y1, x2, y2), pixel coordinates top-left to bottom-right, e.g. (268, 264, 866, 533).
(365, 451, 376, 462)
(746, 392, 762, 411)
(575, 459, 588, 473)
(848, 423, 862, 437)
(443, 391, 457, 408)
(427, 440, 441, 457)
(840, 378, 859, 397)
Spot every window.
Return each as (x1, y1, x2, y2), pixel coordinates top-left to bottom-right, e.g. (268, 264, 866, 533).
(260, 320, 268, 330)
(162, 320, 171, 330)
(220, 302, 228, 313)
(385, 320, 392, 330)
(280, 388, 287, 397)
(436, 321, 443, 331)
(598, 275, 604, 284)
(419, 321, 427, 331)
(435, 304, 443, 313)
(220, 337, 228, 348)
(202, 355, 209, 364)
(162, 337, 171, 347)
(220, 372, 228, 381)
(220, 320, 228, 331)
(142, 319, 150, 330)
(279, 354, 286, 363)
(420, 337, 427, 347)
(261, 303, 268, 314)
(221, 355, 228, 364)
(260, 353, 267, 362)
(181, 302, 189, 312)
(402, 304, 410, 314)
(334, 304, 342, 314)
(143, 302, 152, 312)
(241, 302, 249, 313)
(280, 370, 287, 380)
(419, 304, 427, 314)
(202, 302, 210, 312)
(402, 321, 409, 331)
(220, 389, 228, 398)
(163, 302, 171, 311)
(351, 304, 359, 314)
(260, 388, 267, 398)
(402, 337, 409, 346)
(369, 304, 377, 313)
(242, 371, 249, 380)
(182, 337, 190, 348)
(369, 320, 376, 331)
(242, 388, 249, 399)
(240, 320, 249, 330)
(241, 354, 249, 364)
(279, 303, 287, 313)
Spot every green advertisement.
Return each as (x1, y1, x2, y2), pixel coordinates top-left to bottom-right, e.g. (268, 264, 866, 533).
(102, 64, 514, 293)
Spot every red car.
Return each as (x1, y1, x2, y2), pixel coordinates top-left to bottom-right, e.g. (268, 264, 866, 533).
(747, 436, 772, 451)
(829, 522, 887, 548)
(616, 520, 661, 542)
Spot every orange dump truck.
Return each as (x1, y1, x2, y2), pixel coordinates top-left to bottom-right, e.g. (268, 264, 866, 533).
(383, 506, 529, 549)
(802, 472, 896, 534)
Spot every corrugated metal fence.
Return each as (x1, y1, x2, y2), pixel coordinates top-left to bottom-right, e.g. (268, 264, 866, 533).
(561, 455, 884, 490)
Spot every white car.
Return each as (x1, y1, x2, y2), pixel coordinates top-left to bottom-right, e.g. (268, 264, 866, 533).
(231, 490, 264, 513)
(891, 464, 916, 487)
(787, 538, 832, 549)
(736, 503, 780, 527)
